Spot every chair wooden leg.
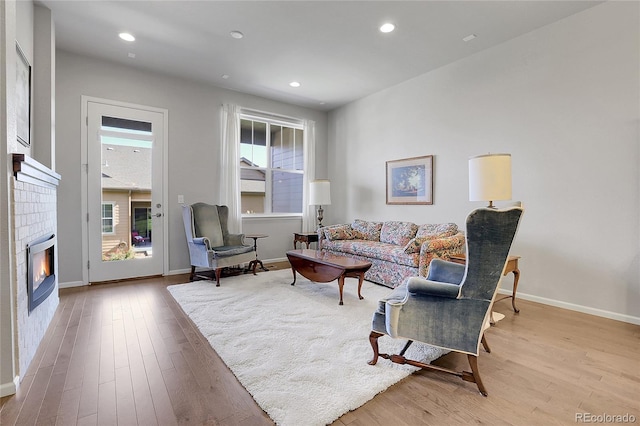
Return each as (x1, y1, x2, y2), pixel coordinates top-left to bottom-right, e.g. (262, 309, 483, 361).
(467, 355, 488, 396)
(189, 266, 196, 281)
(368, 331, 384, 365)
(481, 334, 491, 353)
(215, 268, 222, 286)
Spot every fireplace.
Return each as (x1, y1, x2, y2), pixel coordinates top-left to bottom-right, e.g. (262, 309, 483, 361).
(27, 234, 57, 314)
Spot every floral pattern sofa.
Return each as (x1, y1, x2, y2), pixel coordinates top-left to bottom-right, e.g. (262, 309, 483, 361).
(318, 219, 465, 288)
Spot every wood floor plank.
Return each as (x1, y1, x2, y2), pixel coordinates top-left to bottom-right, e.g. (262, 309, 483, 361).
(2, 267, 638, 426)
(141, 352, 178, 426)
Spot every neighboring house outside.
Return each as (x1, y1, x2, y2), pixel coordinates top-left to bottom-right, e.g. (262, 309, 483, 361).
(240, 157, 266, 214)
(101, 144, 152, 256)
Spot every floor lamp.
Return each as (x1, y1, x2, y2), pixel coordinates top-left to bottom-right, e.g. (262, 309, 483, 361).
(309, 180, 331, 229)
(469, 153, 512, 208)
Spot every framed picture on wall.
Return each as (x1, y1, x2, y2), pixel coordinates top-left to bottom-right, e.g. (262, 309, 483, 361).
(386, 155, 433, 205)
(16, 43, 31, 147)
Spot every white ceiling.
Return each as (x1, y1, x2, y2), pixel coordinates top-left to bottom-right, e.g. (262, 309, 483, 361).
(37, 1, 602, 111)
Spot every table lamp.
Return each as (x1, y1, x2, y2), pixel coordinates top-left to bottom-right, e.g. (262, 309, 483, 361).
(309, 180, 331, 228)
(469, 153, 512, 208)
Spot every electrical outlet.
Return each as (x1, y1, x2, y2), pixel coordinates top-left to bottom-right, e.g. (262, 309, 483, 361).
(178, 195, 184, 204)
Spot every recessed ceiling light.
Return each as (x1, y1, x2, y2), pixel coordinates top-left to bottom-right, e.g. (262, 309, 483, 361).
(230, 30, 244, 39)
(463, 34, 477, 42)
(119, 32, 135, 42)
(379, 23, 395, 33)
(222, 74, 230, 79)
(128, 52, 136, 59)
(289, 81, 301, 88)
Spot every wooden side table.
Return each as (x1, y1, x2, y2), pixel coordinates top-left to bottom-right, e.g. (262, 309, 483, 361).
(449, 254, 521, 313)
(245, 234, 269, 274)
(293, 232, 319, 249)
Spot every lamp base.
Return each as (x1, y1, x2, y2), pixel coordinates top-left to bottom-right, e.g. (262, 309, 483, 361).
(316, 206, 324, 229)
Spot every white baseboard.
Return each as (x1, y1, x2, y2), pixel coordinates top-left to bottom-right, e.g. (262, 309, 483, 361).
(498, 289, 640, 325)
(168, 258, 289, 277)
(0, 376, 19, 397)
(167, 268, 191, 276)
(58, 280, 86, 289)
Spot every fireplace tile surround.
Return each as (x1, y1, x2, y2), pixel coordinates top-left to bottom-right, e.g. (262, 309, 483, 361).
(11, 154, 61, 380)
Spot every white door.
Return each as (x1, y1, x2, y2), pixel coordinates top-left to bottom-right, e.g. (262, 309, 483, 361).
(86, 100, 165, 282)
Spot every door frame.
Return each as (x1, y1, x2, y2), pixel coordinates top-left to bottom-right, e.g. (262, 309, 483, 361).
(80, 96, 169, 285)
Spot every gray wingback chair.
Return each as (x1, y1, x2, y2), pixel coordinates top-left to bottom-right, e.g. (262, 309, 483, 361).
(182, 203, 255, 286)
(368, 206, 524, 396)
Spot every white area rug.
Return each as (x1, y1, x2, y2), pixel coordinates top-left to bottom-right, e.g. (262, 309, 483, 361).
(167, 269, 449, 426)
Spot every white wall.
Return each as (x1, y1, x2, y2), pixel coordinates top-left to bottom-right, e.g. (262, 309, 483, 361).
(55, 50, 328, 284)
(328, 2, 639, 322)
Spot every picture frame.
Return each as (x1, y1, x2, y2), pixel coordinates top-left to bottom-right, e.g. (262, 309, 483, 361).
(16, 43, 31, 147)
(386, 155, 433, 205)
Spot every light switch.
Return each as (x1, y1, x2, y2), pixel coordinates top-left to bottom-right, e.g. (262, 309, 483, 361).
(178, 195, 184, 204)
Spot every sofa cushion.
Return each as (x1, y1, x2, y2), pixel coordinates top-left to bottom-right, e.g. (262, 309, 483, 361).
(323, 224, 354, 241)
(416, 223, 459, 239)
(380, 221, 418, 246)
(322, 240, 419, 267)
(351, 219, 383, 241)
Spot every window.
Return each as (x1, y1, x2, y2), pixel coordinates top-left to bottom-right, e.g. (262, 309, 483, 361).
(240, 115, 304, 215)
(102, 203, 115, 234)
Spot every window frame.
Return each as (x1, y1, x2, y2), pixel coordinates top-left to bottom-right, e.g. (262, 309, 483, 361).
(239, 112, 305, 217)
(101, 202, 116, 235)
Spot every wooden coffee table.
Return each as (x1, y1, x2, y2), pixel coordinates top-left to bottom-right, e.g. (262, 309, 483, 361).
(286, 249, 372, 305)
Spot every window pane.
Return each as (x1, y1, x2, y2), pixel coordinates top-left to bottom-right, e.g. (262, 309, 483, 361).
(240, 167, 266, 214)
(240, 119, 267, 167)
(280, 127, 295, 170)
(270, 125, 282, 169)
(294, 128, 303, 170)
(271, 171, 302, 213)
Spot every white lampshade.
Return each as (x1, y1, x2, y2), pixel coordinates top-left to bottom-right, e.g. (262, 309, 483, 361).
(309, 180, 331, 206)
(469, 154, 512, 207)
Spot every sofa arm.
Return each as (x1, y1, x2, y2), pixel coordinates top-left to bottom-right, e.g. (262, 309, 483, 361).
(192, 237, 211, 250)
(417, 232, 465, 277)
(406, 276, 461, 298)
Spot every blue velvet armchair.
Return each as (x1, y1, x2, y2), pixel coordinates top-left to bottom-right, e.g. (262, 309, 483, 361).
(368, 206, 524, 396)
(182, 203, 255, 286)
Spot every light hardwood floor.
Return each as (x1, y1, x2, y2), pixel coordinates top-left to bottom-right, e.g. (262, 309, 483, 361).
(1, 263, 639, 425)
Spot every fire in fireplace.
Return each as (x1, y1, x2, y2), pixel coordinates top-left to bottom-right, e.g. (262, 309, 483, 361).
(27, 234, 56, 314)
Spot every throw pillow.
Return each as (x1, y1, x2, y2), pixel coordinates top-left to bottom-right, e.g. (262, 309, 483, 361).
(380, 221, 418, 246)
(351, 219, 383, 241)
(403, 237, 430, 254)
(416, 223, 459, 239)
(324, 224, 354, 241)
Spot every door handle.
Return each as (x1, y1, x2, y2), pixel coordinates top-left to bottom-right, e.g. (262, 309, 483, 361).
(154, 213, 163, 218)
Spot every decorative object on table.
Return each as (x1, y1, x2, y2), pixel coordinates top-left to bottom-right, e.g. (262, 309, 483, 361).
(181, 203, 255, 286)
(368, 206, 524, 396)
(469, 153, 512, 208)
(16, 43, 31, 147)
(167, 269, 452, 426)
(293, 231, 319, 249)
(386, 155, 433, 205)
(244, 234, 268, 273)
(309, 179, 331, 228)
